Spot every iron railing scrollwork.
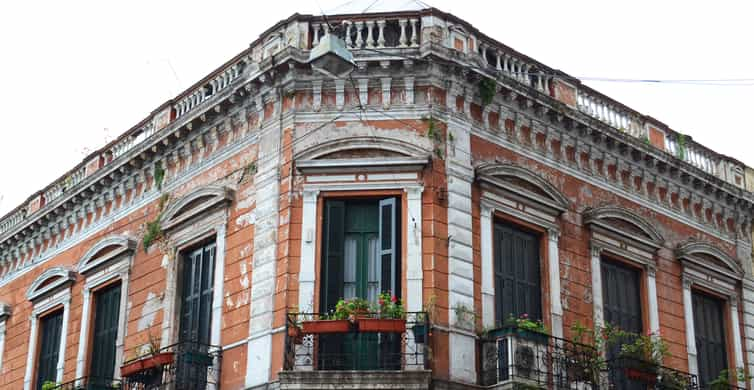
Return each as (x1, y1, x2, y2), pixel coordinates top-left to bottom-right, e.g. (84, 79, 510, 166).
(479, 327, 700, 390)
(284, 312, 429, 371)
(120, 341, 221, 390)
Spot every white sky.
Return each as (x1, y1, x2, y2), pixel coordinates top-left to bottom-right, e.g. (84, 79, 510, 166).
(0, 0, 752, 216)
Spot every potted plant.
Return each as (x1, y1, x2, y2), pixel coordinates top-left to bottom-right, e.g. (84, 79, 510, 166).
(565, 321, 612, 385)
(657, 368, 690, 390)
(300, 297, 370, 334)
(500, 313, 549, 344)
(359, 292, 406, 333)
(41, 381, 58, 390)
(614, 330, 667, 384)
(709, 368, 751, 390)
(120, 336, 174, 380)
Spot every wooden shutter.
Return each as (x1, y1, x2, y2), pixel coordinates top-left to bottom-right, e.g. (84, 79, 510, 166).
(601, 260, 642, 333)
(89, 283, 122, 382)
(493, 223, 541, 325)
(379, 198, 397, 295)
(36, 310, 63, 390)
(320, 200, 345, 312)
(693, 291, 727, 386)
(180, 242, 216, 345)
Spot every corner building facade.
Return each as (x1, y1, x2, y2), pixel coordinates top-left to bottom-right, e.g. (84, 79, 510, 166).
(1, 5, 754, 390)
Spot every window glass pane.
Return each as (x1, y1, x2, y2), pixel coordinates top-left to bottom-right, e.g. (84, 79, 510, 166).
(343, 236, 357, 299)
(367, 236, 380, 304)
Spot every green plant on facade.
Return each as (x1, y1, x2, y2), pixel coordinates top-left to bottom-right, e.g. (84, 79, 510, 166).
(423, 115, 446, 160)
(478, 77, 497, 106)
(676, 134, 687, 160)
(614, 329, 669, 366)
(41, 381, 58, 390)
(505, 313, 548, 335)
(377, 291, 405, 319)
(142, 193, 170, 253)
(330, 297, 371, 320)
(153, 162, 165, 190)
(709, 367, 751, 389)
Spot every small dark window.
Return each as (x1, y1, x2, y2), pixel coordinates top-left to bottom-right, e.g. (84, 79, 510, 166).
(36, 310, 63, 390)
(602, 259, 643, 389)
(179, 241, 216, 345)
(693, 291, 728, 386)
(89, 283, 122, 384)
(601, 260, 643, 333)
(493, 222, 541, 325)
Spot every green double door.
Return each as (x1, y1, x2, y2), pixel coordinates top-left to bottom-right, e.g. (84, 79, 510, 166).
(319, 198, 400, 370)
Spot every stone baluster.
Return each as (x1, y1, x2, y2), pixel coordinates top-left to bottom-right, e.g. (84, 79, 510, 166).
(409, 19, 419, 46)
(479, 43, 488, 66)
(502, 54, 510, 75)
(398, 19, 408, 47)
(376, 20, 386, 48)
(344, 22, 353, 48)
(365, 21, 375, 48)
(312, 23, 321, 46)
(495, 52, 502, 71)
(354, 21, 364, 48)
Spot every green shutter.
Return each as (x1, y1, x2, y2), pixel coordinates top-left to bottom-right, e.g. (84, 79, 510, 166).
(321, 200, 345, 313)
(378, 198, 397, 295)
(180, 241, 216, 345)
(89, 283, 121, 383)
(36, 310, 63, 390)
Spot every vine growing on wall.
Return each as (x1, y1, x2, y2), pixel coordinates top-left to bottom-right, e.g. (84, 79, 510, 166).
(142, 193, 170, 253)
(478, 77, 497, 107)
(423, 115, 446, 160)
(676, 134, 687, 160)
(153, 162, 165, 190)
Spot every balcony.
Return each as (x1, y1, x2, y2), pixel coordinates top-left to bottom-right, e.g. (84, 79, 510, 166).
(281, 312, 431, 389)
(120, 341, 221, 390)
(479, 327, 700, 389)
(46, 377, 121, 390)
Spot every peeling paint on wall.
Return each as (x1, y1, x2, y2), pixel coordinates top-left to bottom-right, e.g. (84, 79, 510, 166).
(137, 291, 162, 331)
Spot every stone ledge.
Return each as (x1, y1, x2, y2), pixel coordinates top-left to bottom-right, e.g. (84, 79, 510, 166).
(279, 370, 432, 390)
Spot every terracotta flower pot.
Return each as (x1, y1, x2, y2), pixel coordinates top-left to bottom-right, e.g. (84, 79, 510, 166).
(301, 319, 351, 334)
(288, 326, 303, 343)
(120, 352, 175, 378)
(358, 318, 406, 333)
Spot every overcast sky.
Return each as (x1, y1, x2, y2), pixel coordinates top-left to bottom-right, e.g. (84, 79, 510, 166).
(0, 0, 752, 216)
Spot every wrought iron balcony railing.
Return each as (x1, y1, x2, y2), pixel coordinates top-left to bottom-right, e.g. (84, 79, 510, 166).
(479, 327, 700, 390)
(120, 341, 221, 390)
(284, 312, 429, 371)
(47, 377, 121, 390)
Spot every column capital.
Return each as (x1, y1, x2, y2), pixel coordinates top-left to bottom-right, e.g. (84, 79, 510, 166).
(590, 242, 602, 258)
(645, 263, 657, 277)
(682, 275, 694, 289)
(548, 228, 560, 242)
(302, 189, 320, 202)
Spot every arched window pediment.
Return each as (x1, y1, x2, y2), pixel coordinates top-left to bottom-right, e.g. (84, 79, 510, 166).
(677, 240, 743, 280)
(583, 206, 664, 249)
(26, 267, 75, 302)
(295, 136, 431, 174)
(476, 163, 569, 214)
(161, 185, 234, 231)
(77, 235, 136, 274)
